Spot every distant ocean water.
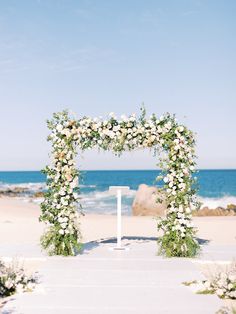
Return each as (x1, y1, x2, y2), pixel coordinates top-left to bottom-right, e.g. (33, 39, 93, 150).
(0, 170, 236, 215)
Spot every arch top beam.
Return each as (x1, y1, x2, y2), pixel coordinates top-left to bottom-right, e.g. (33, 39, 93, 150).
(40, 109, 200, 257)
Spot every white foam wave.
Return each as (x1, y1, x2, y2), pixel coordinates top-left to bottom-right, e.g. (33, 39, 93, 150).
(0, 182, 46, 192)
(79, 184, 96, 188)
(91, 189, 136, 199)
(79, 189, 136, 215)
(199, 196, 236, 209)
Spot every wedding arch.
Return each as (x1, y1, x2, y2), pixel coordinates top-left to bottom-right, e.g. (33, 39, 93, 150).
(40, 109, 200, 257)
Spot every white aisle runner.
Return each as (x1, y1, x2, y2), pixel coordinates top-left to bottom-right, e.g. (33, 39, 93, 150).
(3, 240, 222, 314)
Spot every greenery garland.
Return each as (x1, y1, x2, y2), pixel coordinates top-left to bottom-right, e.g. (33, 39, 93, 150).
(40, 109, 200, 257)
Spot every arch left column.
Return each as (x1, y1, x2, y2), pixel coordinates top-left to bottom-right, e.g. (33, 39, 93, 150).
(40, 111, 82, 256)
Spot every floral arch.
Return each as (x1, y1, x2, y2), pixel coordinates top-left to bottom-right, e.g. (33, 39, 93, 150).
(40, 109, 200, 257)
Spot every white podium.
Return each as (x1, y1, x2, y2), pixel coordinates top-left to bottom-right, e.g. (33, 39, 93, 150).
(109, 186, 130, 250)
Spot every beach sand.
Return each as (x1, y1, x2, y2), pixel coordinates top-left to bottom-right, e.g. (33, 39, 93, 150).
(0, 196, 236, 246)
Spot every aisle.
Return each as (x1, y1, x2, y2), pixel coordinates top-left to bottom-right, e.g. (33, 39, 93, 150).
(2, 240, 222, 314)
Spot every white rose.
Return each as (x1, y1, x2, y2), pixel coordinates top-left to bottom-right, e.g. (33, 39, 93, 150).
(58, 217, 64, 223)
(56, 124, 63, 132)
(61, 222, 67, 229)
(70, 178, 78, 189)
(5, 279, 13, 289)
(109, 131, 115, 139)
(113, 125, 120, 132)
(185, 207, 191, 214)
(216, 289, 224, 297)
(228, 283, 233, 290)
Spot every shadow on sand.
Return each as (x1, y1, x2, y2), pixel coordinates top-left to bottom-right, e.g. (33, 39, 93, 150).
(81, 236, 209, 254)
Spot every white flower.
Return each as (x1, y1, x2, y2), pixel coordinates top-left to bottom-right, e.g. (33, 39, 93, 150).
(5, 279, 13, 289)
(203, 281, 211, 289)
(61, 222, 67, 229)
(179, 183, 186, 190)
(61, 199, 68, 206)
(185, 207, 191, 214)
(70, 178, 78, 189)
(229, 291, 236, 298)
(26, 282, 35, 291)
(150, 135, 156, 142)
(227, 283, 233, 290)
(59, 229, 65, 235)
(59, 189, 66, 196)
(113, 125, 120, 132)
(58, 217, 64, 223)
(216, 289, 224, 297)
(61, 128, 71, 138)
(109, 131, 115, 139)
(163, 177, 169, 183)
(56, 124, 63, 132)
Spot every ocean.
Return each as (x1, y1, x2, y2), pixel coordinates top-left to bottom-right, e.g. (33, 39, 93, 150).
(0, 170, 236, 215)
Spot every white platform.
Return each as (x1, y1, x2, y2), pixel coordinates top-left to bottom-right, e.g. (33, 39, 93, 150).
(2, 240, 229, 314)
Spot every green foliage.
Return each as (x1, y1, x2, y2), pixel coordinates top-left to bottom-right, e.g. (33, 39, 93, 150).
(157, 229, 200, 258)
(40, 227, 82, 256)
(182, 280, 198, 286)
(196, 290, 215, 295)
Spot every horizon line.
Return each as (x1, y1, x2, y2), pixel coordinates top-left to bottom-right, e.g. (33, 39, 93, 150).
(0, 168, 236, 172)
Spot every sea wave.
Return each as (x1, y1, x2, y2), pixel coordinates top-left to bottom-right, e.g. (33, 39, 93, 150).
(1, 180, 236, 214)
(199, 196, 236, 209)
(0, 182, 96, 191)
(80, 184, 96, 188)
(80, 189, 136, 215)
(0, 182, 46, 192)
(81, 189, 136, 200)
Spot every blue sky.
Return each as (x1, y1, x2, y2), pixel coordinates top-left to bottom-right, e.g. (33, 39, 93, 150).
(0, 0, 235, 170)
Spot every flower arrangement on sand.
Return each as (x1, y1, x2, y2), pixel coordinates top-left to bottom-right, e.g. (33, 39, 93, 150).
(183, 261, 236, 299)
(0, 259, 37, 297)
(40, 108, 200, 257)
